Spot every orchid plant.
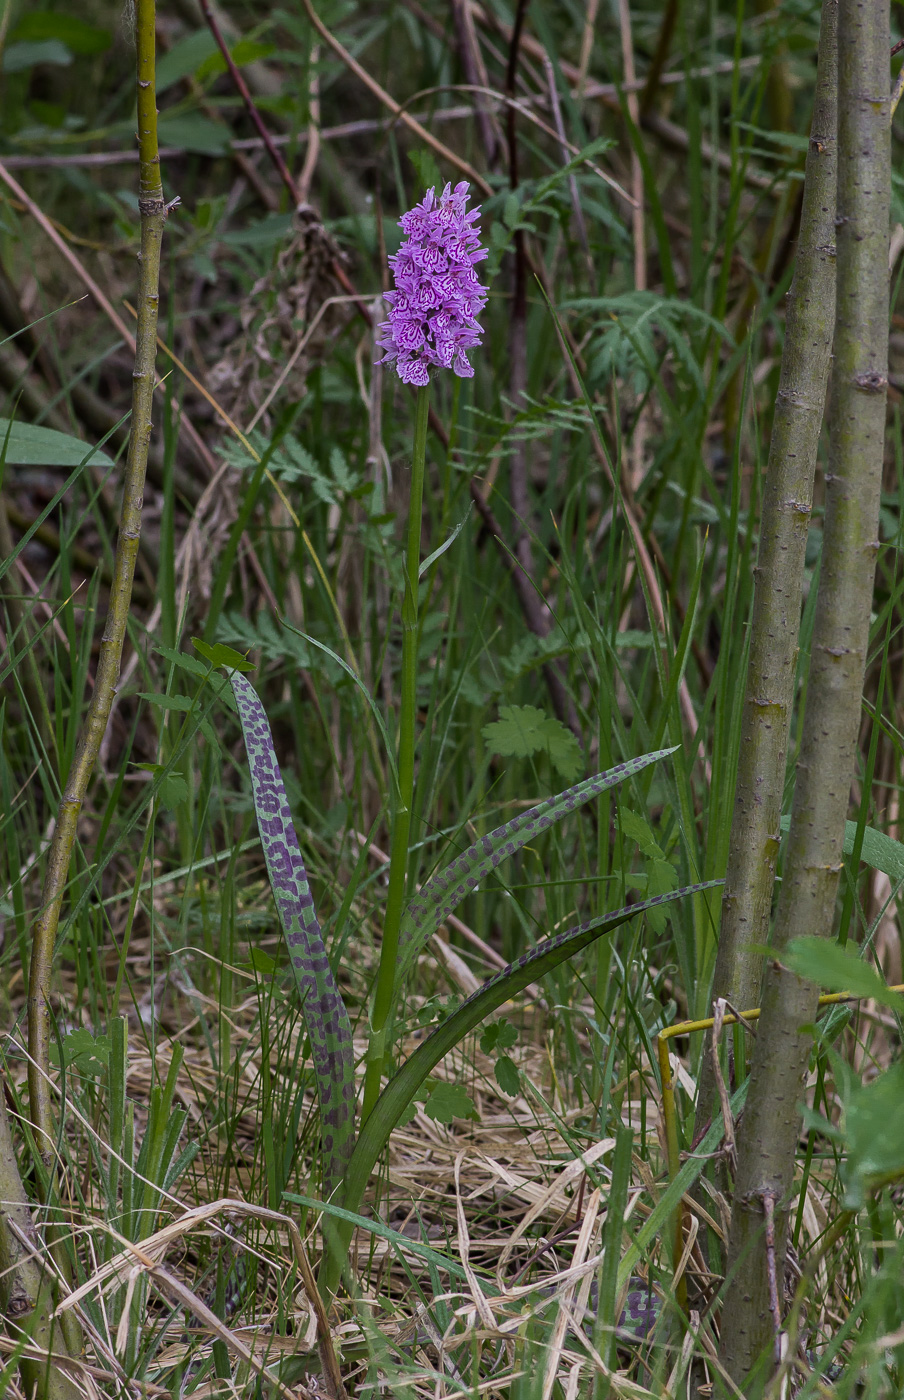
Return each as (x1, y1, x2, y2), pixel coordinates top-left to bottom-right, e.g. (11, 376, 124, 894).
(222, 183, 716, 1300)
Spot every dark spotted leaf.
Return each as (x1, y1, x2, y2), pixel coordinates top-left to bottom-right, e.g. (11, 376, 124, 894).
(228, 670, 354, 1198)
(319, 878, 721, 1296)
(396, 748, 676, 987)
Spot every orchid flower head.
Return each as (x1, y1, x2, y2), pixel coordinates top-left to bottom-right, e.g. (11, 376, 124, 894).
(375, 181, 488, 385)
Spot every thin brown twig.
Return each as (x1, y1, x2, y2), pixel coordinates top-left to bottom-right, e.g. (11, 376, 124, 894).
(198, 0, 300, 205)
(452, 0, 500, 165)
(299, 0, 490, 195)
(762, 1191, 783, 1366)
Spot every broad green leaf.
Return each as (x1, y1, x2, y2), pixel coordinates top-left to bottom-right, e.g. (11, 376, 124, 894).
(0, 419, 112, 468)
(321, 878, 720, 1294)
(196, 38, 275, 83)
(248, 947, 278, 975)
(228, 671, 354, 1198)
(396, 748, 676, 986)
(157, 114, 231, 156)
(221, 213, 294, 249)
(192, 637, 254, 672)
(482, 703, 582, 781)
(11, 12, 111, 53)
(838, 1059, 904, 1208)
(408, 148, 442, 194)
(155, 29, 219, 91)
(784, 936, 904, 1012)
(780, 814, 904, 884)
(645, 857, 679, 933)
(3, 39, 71, 71)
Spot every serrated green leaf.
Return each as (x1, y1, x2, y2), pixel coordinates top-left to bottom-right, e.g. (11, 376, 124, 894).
(137, 692, 193, 712)
(192, 637, 254, 671)
(197, 718, 220, 751)
(50, 1028, 110, 1075)
(158, 774, 188, 811)
(482, 704, 582, 781)
(645, 857, 678, 932)
(494, 1055, 520, 1097)
(619, 808, 660, 857)
(248, 946, 278, 975)
(784, 936, 904, 1012)
(423, 1082, 476, 1124)
(480, 1020, 518, 1055)
(154, 644, 210, 679)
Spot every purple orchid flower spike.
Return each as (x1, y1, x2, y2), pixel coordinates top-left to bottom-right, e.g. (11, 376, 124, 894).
(375, 180, 488, 385)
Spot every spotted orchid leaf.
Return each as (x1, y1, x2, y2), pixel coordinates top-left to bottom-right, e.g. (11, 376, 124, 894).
(320, 877, 721, 1294)
(229, 670, 354, 1198)
(396, 747, 677, 987)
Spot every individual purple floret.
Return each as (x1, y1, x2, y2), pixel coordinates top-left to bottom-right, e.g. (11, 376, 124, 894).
(375, 181, 488, 386)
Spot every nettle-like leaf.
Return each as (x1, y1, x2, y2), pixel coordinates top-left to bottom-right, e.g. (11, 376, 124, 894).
(319, 878, 721, 1295)
(620, 808, 678, 933)
(422, 1081, 477, 1124)
(50, 1028, 111, 1076)
(396, 748, 675, 988)
(482, 703, 582, 781)
(494, 1055, 521, 1098)
(228, 671, 355, 1198)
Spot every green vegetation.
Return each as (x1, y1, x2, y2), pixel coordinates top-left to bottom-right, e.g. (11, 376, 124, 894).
(1, 1, 903, 1396)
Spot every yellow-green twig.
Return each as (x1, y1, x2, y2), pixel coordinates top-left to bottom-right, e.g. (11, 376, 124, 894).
(26, 0, 166, 1216)
(657, 982, 904, 1313)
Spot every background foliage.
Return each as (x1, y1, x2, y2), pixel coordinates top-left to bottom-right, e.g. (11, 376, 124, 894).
(1, 0, 904, 1395)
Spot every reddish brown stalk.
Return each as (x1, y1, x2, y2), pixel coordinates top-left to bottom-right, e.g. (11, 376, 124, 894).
(198, 0, 299, 204)
(198, 0, 372, 328)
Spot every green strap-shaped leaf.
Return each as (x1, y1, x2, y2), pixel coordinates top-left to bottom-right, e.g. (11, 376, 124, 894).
(320, 877, 721, 1294)
(396, 747, 677, 984)
(229, 671, 354, 1198)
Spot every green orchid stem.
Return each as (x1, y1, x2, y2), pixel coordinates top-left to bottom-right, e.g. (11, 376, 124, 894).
(362, 383, 430, 1125)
